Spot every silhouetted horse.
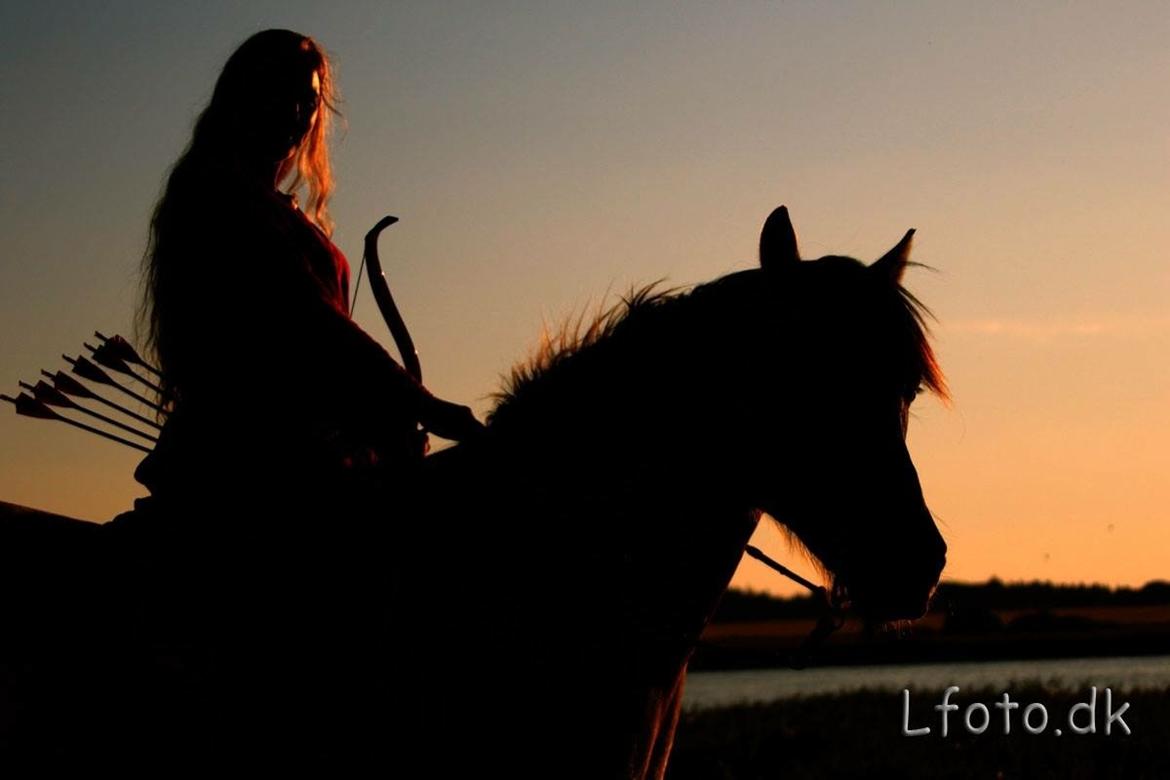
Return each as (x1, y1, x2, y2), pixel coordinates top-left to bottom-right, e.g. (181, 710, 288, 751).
(0, 206, 947, 777)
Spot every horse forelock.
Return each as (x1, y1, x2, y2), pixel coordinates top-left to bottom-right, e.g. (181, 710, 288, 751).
(894, 281, 949, 403)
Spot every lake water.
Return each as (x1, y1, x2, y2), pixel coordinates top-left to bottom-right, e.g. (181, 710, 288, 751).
(683, 655, 1170, 710)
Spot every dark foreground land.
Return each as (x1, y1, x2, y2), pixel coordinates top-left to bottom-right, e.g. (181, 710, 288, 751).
(666, 684, 1170, 779)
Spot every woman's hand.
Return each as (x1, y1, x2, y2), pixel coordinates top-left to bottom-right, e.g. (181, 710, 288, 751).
(422, 398, 486, 443)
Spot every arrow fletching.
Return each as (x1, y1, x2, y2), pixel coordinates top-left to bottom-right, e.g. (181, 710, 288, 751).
(66, 355, 115, 386)
(44, 369, 163, 428)
(6, 392, 62, 420)
(43, 370, 96, 399)
(24, 380, 72, 408)
(95, 332, 161, 376)
(86, 341, 163, 394)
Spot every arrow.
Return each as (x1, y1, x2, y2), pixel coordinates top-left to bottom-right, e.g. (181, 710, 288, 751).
(94, 331, 162, 377)
(64, 355, 165, 414)
(2, 392, 152, 453)
(20, 380, 158, 443)
(42, 370, 163, 430)
(85, 341, 163, 394)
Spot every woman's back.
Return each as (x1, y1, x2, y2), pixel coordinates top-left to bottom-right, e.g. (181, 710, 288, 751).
(138, 161, 425, 505)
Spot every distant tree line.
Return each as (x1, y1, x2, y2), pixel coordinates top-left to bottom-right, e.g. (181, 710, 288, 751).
(712, 579, 1170, 622)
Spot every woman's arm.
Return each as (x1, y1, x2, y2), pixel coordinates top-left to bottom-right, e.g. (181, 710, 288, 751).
(294, 285, 484, 441)
(229, 201, 484, 442)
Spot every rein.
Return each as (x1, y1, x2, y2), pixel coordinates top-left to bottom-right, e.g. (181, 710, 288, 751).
(741, 544, 848, 669)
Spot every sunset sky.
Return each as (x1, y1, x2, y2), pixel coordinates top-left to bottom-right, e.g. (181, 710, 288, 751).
(1, 2, 1166, 596)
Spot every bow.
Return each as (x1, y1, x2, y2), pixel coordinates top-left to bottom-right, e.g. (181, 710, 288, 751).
(350, 215, 423, 384)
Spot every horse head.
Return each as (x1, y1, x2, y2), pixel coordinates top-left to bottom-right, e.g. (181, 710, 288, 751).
(730, 206, 949, 623)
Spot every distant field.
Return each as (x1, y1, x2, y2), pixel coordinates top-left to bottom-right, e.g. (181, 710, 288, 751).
(694, 605, 1170, 669)
(666, 684, 1170, 779)
(703, 605, 1170, 642)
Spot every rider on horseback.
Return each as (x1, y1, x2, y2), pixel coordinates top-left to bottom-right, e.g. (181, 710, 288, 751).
(131, 29, 482, 513)
(104, 29, 484, 765)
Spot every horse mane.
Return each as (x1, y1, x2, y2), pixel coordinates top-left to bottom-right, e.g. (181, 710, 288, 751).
(489, 282, 678, 418)
(487, 266, 948, 430)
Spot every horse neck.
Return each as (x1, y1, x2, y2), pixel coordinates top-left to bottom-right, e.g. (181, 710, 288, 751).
(493, 328, 742, 503)
(475, 305, 762, 640)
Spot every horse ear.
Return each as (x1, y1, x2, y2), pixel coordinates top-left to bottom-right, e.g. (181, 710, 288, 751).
(760, 205, 800, 269)
(871, 228, 915, 283)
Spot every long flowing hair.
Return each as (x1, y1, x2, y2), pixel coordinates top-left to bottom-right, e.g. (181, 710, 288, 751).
(137, 29, 341, 409)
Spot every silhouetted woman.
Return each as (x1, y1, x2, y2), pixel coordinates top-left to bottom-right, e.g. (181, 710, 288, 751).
(137, 29, 480, 504)
(114, 29, 480, 766)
